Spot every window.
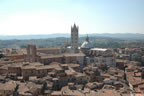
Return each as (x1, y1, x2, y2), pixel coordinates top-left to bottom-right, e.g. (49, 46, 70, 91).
(38, 70, 40, 73)
(90, 59, 94, 63)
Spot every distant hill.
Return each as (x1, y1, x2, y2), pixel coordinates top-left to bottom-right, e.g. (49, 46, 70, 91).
(0, 36, 143, 49)
(0, 33, 144, 40)
(0, 34, 70, 40)
(88, 33, 144, 40)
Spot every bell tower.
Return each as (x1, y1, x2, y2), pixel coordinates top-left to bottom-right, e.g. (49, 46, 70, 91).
(71, 23, 79, 53)
(26, 44, 37, 62)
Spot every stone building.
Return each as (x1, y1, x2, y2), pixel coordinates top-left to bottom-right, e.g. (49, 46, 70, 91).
(5, 54, 24, 61)
(24, 44, 85, 67)
(37, 48, 61, 55)
(0, 81, 17, 96)
(24, 44, 40, 62)
(86, 48, 116, 67)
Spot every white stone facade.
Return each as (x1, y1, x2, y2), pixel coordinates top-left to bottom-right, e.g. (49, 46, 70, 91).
(86, 56, 116, 67)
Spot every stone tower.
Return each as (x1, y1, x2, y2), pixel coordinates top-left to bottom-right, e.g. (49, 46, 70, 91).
(71, 23, 79, 53)
(26, 44, 37, 62)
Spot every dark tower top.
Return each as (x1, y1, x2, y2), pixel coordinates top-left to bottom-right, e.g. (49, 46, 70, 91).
(86, 34, 89, 42)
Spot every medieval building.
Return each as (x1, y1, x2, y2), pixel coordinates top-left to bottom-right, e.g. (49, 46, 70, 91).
(24, 23, 116, 67)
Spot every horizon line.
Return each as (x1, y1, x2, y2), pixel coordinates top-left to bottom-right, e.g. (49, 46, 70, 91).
(0, 33, 143, 36)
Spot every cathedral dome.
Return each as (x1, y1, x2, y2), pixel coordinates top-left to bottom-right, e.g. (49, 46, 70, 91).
(81, 35, 93, 49)
(81, 41, 93, 49)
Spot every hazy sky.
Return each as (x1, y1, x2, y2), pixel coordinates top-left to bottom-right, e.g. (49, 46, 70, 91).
(0, 0, 144, 35)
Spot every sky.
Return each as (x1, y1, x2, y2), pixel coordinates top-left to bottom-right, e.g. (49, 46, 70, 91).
(0, 0, 144, 35)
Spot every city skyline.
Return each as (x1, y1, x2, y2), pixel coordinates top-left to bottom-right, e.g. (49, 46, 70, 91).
(0, 0, 144, 35)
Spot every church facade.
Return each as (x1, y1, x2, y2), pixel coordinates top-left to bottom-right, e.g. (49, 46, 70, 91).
(80, 35, 116, 67)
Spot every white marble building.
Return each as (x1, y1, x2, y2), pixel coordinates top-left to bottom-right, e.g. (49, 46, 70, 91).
(80, 36, 116, 67)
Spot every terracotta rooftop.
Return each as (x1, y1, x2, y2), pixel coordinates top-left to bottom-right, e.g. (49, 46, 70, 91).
(41, 54, 63, 59)
(37, 48, 60, 51)
(51, 91, 62, 96)
(0, 81, 17, 91)
(68, 64, 80, 68)
(126, 72, 144, 86)
(65, 70, 74, 75)
(94, 89, 121, 96)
